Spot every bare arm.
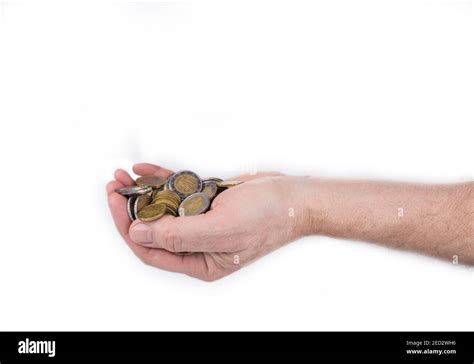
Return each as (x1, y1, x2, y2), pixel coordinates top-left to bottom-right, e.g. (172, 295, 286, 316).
(108, 164, 474, 281)
(297, 178, 474, 264)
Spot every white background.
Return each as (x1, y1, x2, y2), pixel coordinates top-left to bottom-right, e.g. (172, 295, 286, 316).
(0, 0, 473, 330)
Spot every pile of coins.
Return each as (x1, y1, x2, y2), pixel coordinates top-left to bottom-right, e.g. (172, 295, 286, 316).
(115, 170, 243, 222)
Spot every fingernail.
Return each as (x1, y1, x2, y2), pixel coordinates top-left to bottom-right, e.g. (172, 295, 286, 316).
(130, 224, 153, 244)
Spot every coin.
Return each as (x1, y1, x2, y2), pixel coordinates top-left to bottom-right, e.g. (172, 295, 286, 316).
(152, 190, 181, 204)
(202, 181, 218, 199)
(202, 177, 223, 183)
(178, 193, 211, 216)
(216, 180, 244, 188)
(150, 190, 181, 216)
(151, 188, 165, 200)
(137, 203, 167, 222)
(117, 169, 240, 223)
(136, 175, 167, 189)
(163, 205, 178, 216)
(133, 193, 152, 217)
(168, 171, 203, 199)
(127, 195, 138, 221)
(115, 186, 152, 197)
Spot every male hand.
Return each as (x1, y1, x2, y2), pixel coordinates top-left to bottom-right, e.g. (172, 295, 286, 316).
(107, 163, 304, 281)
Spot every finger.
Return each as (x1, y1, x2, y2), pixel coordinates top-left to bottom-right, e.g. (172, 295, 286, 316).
(106, 180, 120, 196)
(107, 180, 149, 254)
(128, 211, 231, 253)
(107, 181, 206, 279)
(140, 249, 209, 278)
(132, 163, 174, 178)
(107, 182, 134, 242)
(107, 181, 200, 275)
(114, 169, 135, 186)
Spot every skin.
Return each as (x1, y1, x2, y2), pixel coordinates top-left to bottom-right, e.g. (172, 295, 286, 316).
(107, 163, 474, 281)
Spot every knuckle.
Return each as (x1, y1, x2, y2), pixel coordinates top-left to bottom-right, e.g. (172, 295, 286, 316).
(161, 226, 183, 252)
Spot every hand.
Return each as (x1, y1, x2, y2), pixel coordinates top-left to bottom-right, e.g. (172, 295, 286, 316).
(107, 163, 305, 281)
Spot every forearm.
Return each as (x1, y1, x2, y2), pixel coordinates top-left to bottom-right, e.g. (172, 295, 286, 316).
(296, 178, 474, 264)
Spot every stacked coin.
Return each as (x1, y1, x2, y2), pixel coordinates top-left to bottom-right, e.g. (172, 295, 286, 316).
(115, 170, 244, 223)
(147, 190, 181, 217)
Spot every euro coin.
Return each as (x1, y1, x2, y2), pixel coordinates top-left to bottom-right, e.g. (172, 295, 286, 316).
(127, 195, 138, 221)
(150, 190, 181, 216)
(151, 188, 165, 200)
(202, 177, 223, 183)
(216, 180, 244, 188)
(168, 170, 203, 199)
(134, 193, 152, 217)
(115, 186, 152, 197)
(178, 193, 211, 216)
(137, 203, 167, 222)
(152, 190, 181, 205)
(202, 181, 218, 199)
(136, 175, 167, 189)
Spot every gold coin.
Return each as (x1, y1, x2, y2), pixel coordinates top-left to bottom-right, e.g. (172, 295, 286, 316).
(168, 171, 202, 198)
(151, 187, 165, 200)
(151, 191, 181, 208)
(178, 193, 211, 216)
(153, 191, 180, 203)
(134, 193, 152, 217)
(136, 175, 167, 189)
(202, 181, 218, 199)
(216, 180, 244, 188)
(164, 206, 178, 216)
(137, 203, 167, 222)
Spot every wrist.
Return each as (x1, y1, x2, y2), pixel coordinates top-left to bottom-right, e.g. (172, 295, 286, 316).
(285, 176, 323, 237)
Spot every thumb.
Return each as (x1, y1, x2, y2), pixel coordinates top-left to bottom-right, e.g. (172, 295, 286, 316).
(129, 212, 230, 253)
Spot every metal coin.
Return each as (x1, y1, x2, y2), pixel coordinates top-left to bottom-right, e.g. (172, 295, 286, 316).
(151, 190, 181, 206)
(216, 180, 244, 188)
(115, 186, 152, 197)
(168, 170, 203, 199)
(133, 193, 152, 218)
(136, 175, 167, 189)
(127, 195, 138, 221)
(137, 203, 167, 222)
(202, 181, 218, 199)
(164, 205, 178, 216)
(202, 177, 223, 183)
(178, 192, 211, 216)
(151, 187, 165, 200)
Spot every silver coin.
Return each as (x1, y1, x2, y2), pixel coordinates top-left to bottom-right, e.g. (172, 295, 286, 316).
(168, 170, 203, 199)
(178, 192, 211, 217)
(135, 175, 167, 188)
(202, 177, 223, 183)
(216, 180, 244, 188)
(202, 181, 218, 199)
(115, 186, 152, 197)
(127, 195, 138, 221)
